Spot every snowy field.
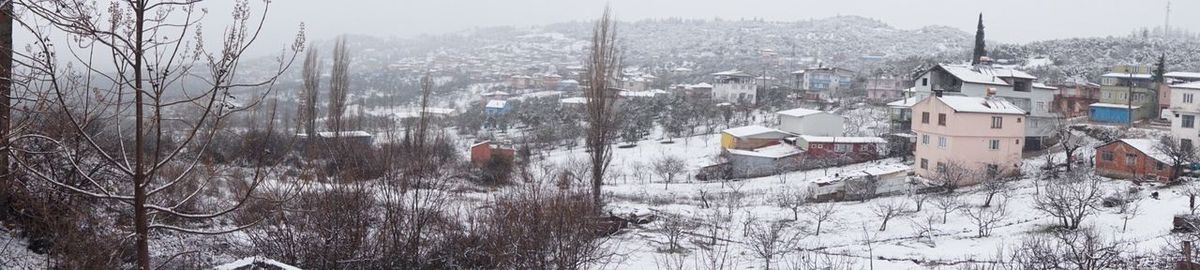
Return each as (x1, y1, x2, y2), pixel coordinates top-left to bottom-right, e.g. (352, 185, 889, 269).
(533, 130, 1186, 269)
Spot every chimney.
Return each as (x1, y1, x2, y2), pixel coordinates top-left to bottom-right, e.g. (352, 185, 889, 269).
(934, 90, 943, 98)
(985, 87, 997, 97)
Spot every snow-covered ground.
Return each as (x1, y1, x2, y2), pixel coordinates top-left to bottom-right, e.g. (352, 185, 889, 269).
(532, 129, 1184, 269)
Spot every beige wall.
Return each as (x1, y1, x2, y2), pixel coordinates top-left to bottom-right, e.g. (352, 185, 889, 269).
(911, 98, 1025, 185)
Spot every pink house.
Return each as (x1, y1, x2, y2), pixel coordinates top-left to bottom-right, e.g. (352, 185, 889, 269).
(911, 94, 1026, 185)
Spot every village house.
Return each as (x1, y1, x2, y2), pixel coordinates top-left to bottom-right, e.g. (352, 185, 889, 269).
(1051, 79, 1100, 118)
(1094, 139, 1175, 182)
(1092, 65, 1157, 124)
(865, 76, 907, 103)
(793, 135, 886, 163)
(470, 140, 516, 166)
(911, 94, 1026, 185)
(484, 100, 511, 116)
(723, 144, 804, 178)
(910, 64, 1057, 149)
(711, 69, 760, 105)
(1168, 81, 1200, 151)
(1161, 71, 1200, 116)
(776, 108, 845, 136)
(794, 67, 855, 101)
(509, 74, 533, 89)
(719, 125, 791, 150)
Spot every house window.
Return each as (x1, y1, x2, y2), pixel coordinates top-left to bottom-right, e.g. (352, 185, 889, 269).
(921, 112, 930, 124)
(986, 164, 999, 177)
(988, 139, 1000, 150)
(1185, 115, 1195, 128)
(1157, 162, 1165, 171)
(991, 116, 1003, 129)
(920, 158, 928, 169)
(938, 136, 947, 149)
(936, 162, 947, 173)
(922, 78, 929, 86)
(1184, 139, 1194, 152)
(834, 144, 851, 153)
(1125, 154, 1137, 166)
(938, 113, 947, 126)
(1037, 102, 1046, 113)
(1101, 151, 1114, 161)
(922, 134, 929, 144)
(1186, 93, 1195, 103)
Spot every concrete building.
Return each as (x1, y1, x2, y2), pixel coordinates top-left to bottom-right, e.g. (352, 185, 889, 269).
(910, 64, 1057, 148)
(865, 76, 906, 102)
(1094, 65, 1157, 124)
(1168, 81, 1200, 151)
(794, 67, 855, 101)
(711, 69, 760, 105)
(776, 108, 845, 136)
(911, 95, 1026, 185)
(719, 125, 791, 150)
(1051, 79, 1100, 118)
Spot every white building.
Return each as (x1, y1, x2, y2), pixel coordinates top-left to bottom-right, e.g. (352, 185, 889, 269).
(776, 108, 845, 136)
(910, 64, 1057, 148)
(711, 69, 759, 105)
(1168, 81, 1200, 150)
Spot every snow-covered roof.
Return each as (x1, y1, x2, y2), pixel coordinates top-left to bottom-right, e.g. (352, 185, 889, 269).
(481, 91, 510, 96)
(1116, 139, 1170, 163)
(776, 108, 828, 117)
(215, 256, 302, 270)
(722, 125, 788, 138)
(935, 96, 1026, 115)
(486, 100, 508, 109)
(886, 96, 921, 108)
(1166, 72, 1200, 80)
(725, 144, 802, 159)
(690, 82, 713, 89)
(315, 131, 372, 138)
(798, 135, 886, 144)
(1101, 73, 1153, 80)
(1089, 103, 1141, 109)
(712, 69, 753, 77)
(1173, 81, 1200, 90)
(936, 65, 1035, 86)
(1032, 82, 1057, 90)
(619, 89, 668, 98)
(560, 97, 587, 104)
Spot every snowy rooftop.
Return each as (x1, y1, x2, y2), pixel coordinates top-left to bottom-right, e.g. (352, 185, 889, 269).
(560, 97, 587, 104)
(886, 96, 921, 108)
(936, 96, 1026, 115)
(1101, 72, 1154, 80)
(798, 135, 887, 144)
(1173, 81, 1200, 90)
(725, 144, 802, 159)
(722, 125, 787, 137)
(481, 91, 510, 96)
(936, 64, 1035, 86)
(1166, 72, 1200, 79)
(712, 69, 753, 77)
(1032, 82, 1057, 90)
(1089, 102, 1141, 109)
(690, 82, 713, 89)
(486, 100, 508, 109)
(1117, 138, 1170, 163)
(314, 131, 372, 138)
(214, 256, 301, 270)
(776, 108, 827, 117)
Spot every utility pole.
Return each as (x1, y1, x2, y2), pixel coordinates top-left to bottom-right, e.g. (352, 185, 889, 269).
(1127, 72, 1134, 128)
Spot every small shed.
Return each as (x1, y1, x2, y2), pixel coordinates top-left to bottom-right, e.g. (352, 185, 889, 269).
(776, 108, 845, 136)
(1089, 103, 1139, 124)
(1095, 138, 1176, 182)
(484, 100, 511, 115)
(720, 125, 792, 150)
(724, 144, 804, 178)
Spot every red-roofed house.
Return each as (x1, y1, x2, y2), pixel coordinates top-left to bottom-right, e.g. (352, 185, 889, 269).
(470, 140, 516, 166)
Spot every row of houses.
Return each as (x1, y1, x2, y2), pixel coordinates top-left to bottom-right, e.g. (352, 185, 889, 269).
(709, 108, 887, 179)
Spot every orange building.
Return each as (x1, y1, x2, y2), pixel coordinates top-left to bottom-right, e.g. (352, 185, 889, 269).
(1094, 139, 1175, 182)
(470, 140, 516, 166)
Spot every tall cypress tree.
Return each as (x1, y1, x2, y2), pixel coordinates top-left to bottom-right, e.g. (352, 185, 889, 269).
(972, 13, 987, 65)
(1153, 53, 1167, 82)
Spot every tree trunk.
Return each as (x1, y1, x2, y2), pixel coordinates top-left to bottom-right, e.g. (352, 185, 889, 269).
(0, 1, 11, 186)
(133, 2, 149, 269)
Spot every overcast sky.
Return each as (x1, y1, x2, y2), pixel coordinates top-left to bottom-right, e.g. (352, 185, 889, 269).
(239, 0, 1188, 44)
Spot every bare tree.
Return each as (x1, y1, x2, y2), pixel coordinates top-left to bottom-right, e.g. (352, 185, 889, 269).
(1034, 170, 1105, 230)
(1011, 228, 1130, 270)
(744, 220, 800, 270)
(1112, 188, 1143, 233)
(11, 1, 302, 269)
(653, 155, 686, 189)
(775, 188, 808, 221)
(1156, 135, 1196, 183)
(656, 215, 692, 253)
(871, 199, 909, 231)
(932, 194, 964, 224)
(0, 0, 11, 184)
(979, 169, 1015, 207)
(327, 36, 350, 134)
(583, 6, 620, 210)
(802, 201, 838, 236)
(300, 43, 321, 138)
(963, 198, 1009, 237)
(907, 186, 930, 212)
(935, 161, 977, 192)
(1055, 123, 1087, 172)
(909, 214, 939, 247)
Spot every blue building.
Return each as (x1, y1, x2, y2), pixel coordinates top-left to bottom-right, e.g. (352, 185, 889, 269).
(1089, 103, 1139, 124)
(484, 100, 511, 116)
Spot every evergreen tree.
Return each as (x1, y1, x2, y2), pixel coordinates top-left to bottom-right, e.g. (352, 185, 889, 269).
(1154, 53, 1167, 82)
(972, 13, 987, 65)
